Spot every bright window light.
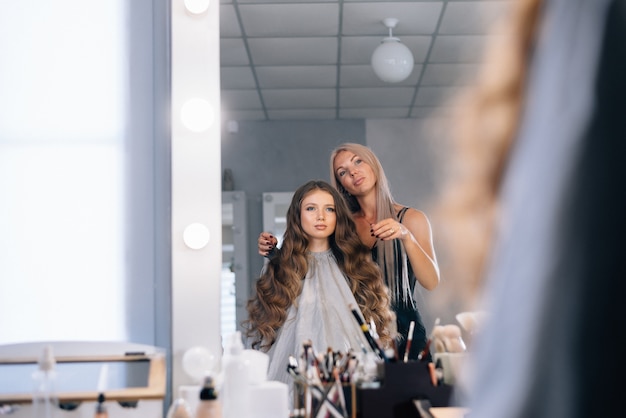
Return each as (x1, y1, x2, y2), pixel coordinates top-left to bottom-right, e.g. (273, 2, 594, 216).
(0, 0, 127, 344)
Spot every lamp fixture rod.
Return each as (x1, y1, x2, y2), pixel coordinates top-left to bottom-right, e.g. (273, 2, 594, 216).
(382, 17, 399, 38)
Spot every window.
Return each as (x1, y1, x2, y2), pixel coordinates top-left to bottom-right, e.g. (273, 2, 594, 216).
(0, 0, 162, 345)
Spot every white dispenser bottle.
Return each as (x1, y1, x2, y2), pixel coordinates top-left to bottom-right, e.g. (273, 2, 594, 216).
(221, 331, 250, 418)
(32, 345, 58, 418)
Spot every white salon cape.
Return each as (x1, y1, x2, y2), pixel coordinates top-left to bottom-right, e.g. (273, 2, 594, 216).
(458, 0, 626, 417)
(265, 249, 369, 401)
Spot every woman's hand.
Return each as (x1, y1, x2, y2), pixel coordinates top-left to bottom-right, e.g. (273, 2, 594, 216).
(371, 210, 440, 291)
(370, 218, 407, 241)
(258, 232, 278, 256)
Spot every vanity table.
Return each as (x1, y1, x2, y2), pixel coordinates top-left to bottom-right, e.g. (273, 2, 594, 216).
(0, 341, 166, 417)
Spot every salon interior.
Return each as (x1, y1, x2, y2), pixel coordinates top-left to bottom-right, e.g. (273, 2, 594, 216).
(0, 1, 507, 417)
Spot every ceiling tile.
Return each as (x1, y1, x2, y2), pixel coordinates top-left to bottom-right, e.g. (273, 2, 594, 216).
(340, 87, 415, 107)
(340, 64, 422, 87)
(221, 89, 263, 109)
(248, 38, 338, 65)
(238, 4, 339, 36)
(220, 38, 250, 66)
(342, 2, 444, 35)
(220, 5, 241, 38)
(428, 35, 489, 63)
(221, 67, 257, 89)
(256, 66, 337, 88)
(262, 88, 336, 108)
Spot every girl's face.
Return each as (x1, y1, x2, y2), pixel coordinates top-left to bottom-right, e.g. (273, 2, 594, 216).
(300, 189, 337, 245)
(333, 150, 376, 197)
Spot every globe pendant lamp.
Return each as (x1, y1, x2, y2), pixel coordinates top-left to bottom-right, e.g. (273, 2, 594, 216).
(371, 18, 414, 83)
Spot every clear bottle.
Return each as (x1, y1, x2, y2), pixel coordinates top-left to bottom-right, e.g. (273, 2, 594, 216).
(194, 375, 222, 418)
(221, 331, 250, 418)
(32, 345, 58, 418)
(94, 393, 108, 418)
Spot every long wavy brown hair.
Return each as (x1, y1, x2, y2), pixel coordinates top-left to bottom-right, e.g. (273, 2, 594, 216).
(243, 180, 394, 351)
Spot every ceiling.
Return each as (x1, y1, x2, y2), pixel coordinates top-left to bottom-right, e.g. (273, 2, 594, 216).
(219, 0, 511, 121)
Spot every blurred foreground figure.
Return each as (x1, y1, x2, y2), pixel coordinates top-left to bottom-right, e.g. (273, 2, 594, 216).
(440, 0, 626, 416)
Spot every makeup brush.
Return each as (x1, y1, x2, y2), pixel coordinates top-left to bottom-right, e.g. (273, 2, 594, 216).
(403, 320, 415, 363)
(349, 305, 388, 361)
(418, 317, 440, 361)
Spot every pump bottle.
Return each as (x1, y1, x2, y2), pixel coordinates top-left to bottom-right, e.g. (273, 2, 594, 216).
(32, 345, 58, 418)
(221, 331, 250, 418)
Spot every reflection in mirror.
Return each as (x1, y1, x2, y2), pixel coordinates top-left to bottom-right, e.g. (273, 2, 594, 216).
(262, 192, 294, 249)
(221, 191, 249, 339)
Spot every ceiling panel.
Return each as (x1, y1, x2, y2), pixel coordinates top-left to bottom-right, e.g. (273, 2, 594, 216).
(256, 66, 337, 88)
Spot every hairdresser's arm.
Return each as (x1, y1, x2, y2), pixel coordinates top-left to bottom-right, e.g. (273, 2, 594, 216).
(258, 231, 279, 258)
(374, 209, 440, 290)
(400, 209, 440, 290)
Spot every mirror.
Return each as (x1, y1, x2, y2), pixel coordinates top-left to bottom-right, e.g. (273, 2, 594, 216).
(221, 191, 249, 338)
(262, 192, 294, 249)
(219, 1, 510, 336)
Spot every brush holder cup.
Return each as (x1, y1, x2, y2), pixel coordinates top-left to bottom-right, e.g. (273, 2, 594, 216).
(355, 361, 453, 418)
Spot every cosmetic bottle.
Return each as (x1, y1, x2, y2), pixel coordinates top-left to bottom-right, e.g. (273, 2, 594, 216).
(221, 331, 250, 418)
(194, 375, 222, 418)
(94, 393, 108, 418)
(167, 386, 193, 418)
(32, 345, 58, 418)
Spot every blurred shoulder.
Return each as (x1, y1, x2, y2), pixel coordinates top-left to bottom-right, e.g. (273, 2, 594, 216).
(398, 206, 433, 232)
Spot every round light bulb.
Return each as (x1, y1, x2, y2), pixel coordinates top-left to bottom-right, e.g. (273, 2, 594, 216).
(183, 223, 210, 249)
(371, 38, 414, 83)
(180, 98, 214, 132)
(183, 0, 210, 15)
(182, 346, 215, 383)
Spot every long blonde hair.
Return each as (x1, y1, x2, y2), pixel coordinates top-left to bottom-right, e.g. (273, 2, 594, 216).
(436, 0, 543, 296)
(329, 143, 413, 307)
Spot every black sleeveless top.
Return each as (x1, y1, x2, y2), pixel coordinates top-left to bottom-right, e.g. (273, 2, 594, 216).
(371, 207, 429, 361)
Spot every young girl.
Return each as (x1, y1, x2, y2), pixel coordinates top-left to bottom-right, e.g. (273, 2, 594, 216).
(244, 180, 394, 391)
